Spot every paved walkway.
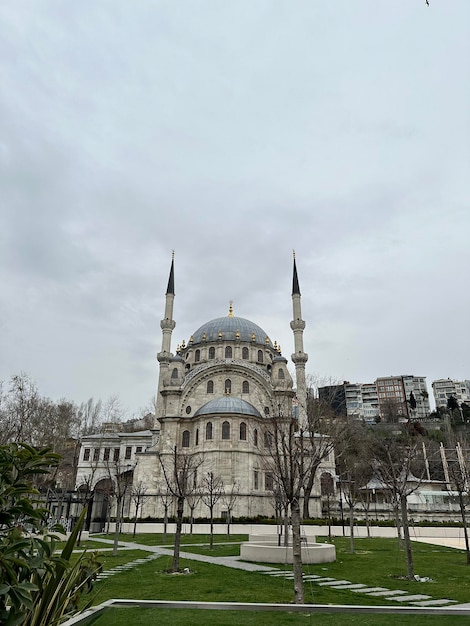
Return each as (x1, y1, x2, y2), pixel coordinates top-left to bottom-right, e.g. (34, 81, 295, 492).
(89, 535, 470, 608)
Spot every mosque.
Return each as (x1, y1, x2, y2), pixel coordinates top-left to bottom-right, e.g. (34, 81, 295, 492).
(76, 256, 335, 526)
(131, 255, 334, 520)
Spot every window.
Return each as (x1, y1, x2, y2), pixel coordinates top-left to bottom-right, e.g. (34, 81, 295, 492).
(182, 430, 190, 447)
(225, 379, 231, 394)
(222, 421, 230, 440)
(136, 446, 142, 453)
(207, 380, 214, 394)
(195, 349, 201, 362)
(242, 380, 249, 394)
(171, 368, 178, 379)
(195, 428, 199, 446)
(257, 350, 264, 363)
(209, 347, 215, 359)
(206, 422, 213, 440)
(264, 431, 272, 448)
(240, 422, 247, 440)
(242, 346, 249, 360)
(265, 472, 274, 491)
(93, 449, 100, 462)
(125, 446, 132, 460)
(113, 448, 120, 461)
(103, 448, 110, 461)
(225, 346, 232, 358)
(253, 428, 258, 447)
(278, 369, 285, 380)
(320, 473, 334, 496)
(83, 448, 90, 461)
(254, 470, 259, 490)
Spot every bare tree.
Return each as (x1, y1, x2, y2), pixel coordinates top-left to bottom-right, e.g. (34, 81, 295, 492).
(103, 457, 135, 555)
(336, 421, 374, 552)
(221, 482, 240, 538)
(371, 427, 429, 580)
(186, 489, 202, 535)
(200, 471, 224, 548)
(158, 446, 204, 572)
(444, 438, 470, 565)
(131, 481, 149, 537)
(301, 382, 344, 519)
(263, 409, 321, 604)
(156, 482, 174, 542)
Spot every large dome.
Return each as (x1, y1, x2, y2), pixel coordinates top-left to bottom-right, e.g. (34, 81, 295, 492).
(194, 397, 261, 417)
(191, 316, 273, 347)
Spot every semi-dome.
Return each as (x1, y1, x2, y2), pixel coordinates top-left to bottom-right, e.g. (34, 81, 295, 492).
(191, 315, 273, 348)
(194, 397, 261, 417)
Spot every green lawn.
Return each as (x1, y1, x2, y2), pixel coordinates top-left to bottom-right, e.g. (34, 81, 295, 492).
(78, 534, 470, 626)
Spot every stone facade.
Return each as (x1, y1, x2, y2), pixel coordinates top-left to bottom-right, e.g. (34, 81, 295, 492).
(132, 256, 335, 521)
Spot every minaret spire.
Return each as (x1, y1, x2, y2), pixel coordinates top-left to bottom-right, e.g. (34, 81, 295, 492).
(166, 250, 175, 295)
(156, 253, 177, 418)
(290, 252, 308, 424)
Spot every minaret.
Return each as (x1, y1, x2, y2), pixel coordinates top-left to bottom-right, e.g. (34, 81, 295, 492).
(156, 253, 176, 418)
(290, 252, 308, 424)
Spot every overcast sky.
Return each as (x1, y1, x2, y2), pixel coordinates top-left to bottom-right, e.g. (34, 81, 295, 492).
(1, 1, 469, 416)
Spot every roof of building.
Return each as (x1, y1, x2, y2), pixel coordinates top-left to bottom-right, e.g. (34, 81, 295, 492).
(191, 315, 273, 347)
(194, 396, 262, 417)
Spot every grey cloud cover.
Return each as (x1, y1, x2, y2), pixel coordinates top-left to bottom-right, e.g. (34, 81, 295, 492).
(0, 1, 468, 414)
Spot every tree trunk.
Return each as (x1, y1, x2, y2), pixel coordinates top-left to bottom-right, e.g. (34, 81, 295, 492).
(133, 502, 139, 537)
(400, 494, 414, 580)
(302, 462, 319, 519)
(283, 506, 289, 547)
(291, 499, 305, 604)
(457, 492, 470, 565)
(394, 498, 403, 544)
(172, 495, 184, 572)
(163, 504, 168, 543)
(113, 498, 122, 556)
(349, 504, 355, 553)
(209, 506, 214, 549)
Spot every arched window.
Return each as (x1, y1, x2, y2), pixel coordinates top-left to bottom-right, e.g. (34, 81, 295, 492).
(242, 346, 249, 360)
(257, 350, 264, 363)
(171, 368, 178, 379)
(321, 473, 335, 497)
(225, 346, 232, 358)
(195, 349, 201, 362)
(195, 428, 199, 446)
(209, 347, 215, 359)
(278, 368, 285, 379)
(240, 422, 247, 440)
(222, 421, 230, 440)
(207, 380, 214, 394)
(253, 428, 258, 447)
(242, 380, 249, 394)
(225, 379, 231, 394)
(206, 422, 213, 440)
(182, 430, 190, 448)
(264, 431, 273, 448)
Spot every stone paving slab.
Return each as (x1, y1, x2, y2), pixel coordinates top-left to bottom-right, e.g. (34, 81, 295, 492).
(350, 587, 388, 593)
(393, 594, 431, 602)
(413, 599, 457, 606)
(318, 580, 351, 587)
(366, 589, 408, 597)
(333, 581, 366, 591)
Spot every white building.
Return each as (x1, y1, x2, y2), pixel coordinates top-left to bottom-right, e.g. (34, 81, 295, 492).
(432, 378, 470, 409)
(77, 256, 336, 527)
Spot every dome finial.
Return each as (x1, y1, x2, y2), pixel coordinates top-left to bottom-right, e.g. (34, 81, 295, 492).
(228, 300, 234, 317)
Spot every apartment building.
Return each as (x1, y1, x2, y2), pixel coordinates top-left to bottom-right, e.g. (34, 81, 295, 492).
(432, 379, 470, 409)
